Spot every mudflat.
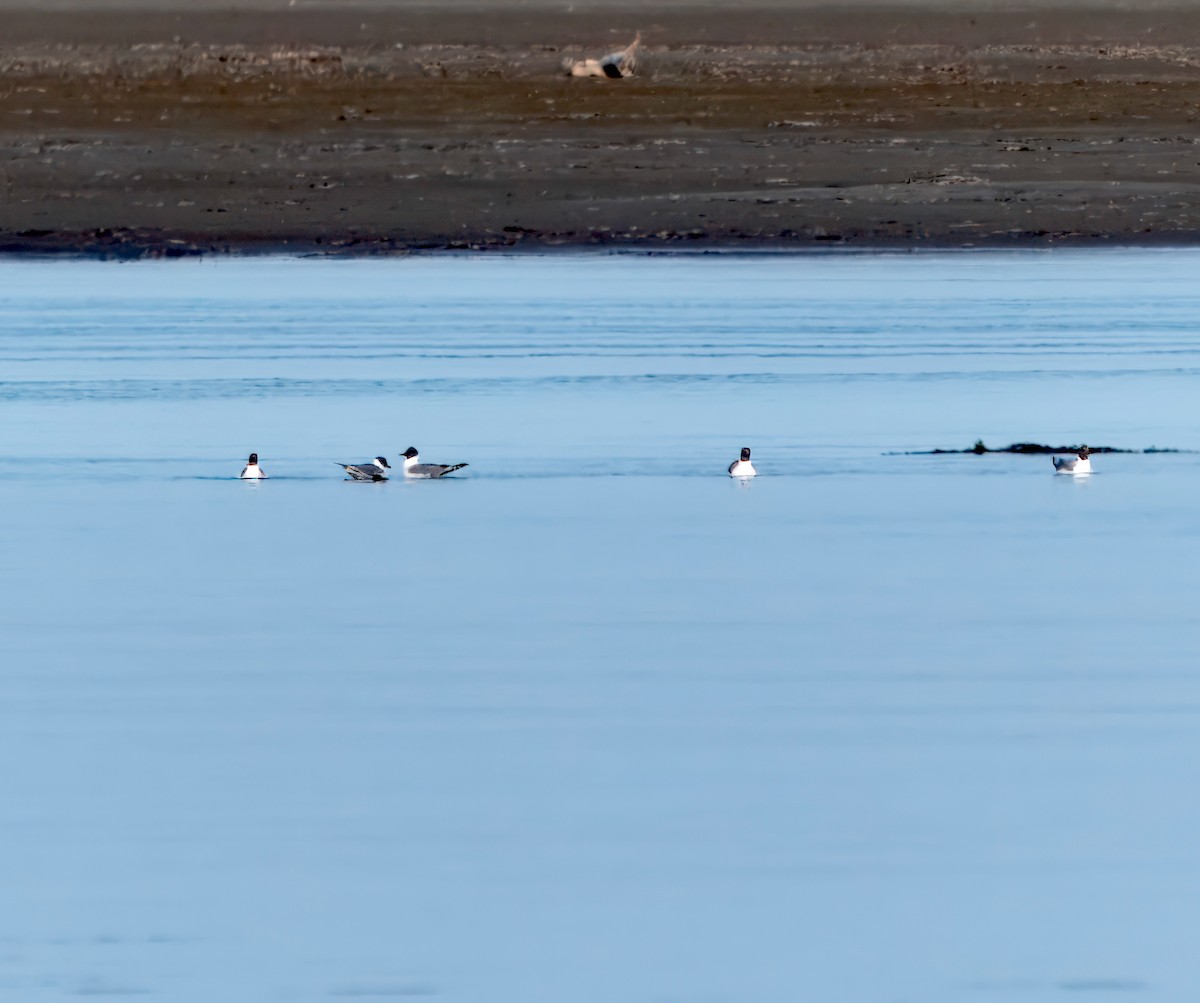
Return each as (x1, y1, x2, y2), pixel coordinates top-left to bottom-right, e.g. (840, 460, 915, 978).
(5, 1, 1200, 254)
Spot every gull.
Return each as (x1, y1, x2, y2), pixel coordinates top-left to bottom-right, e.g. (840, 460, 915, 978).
(564, 33, 640, 78)
(239, 452, 267, 479)
(728, 447, 756, 478)
(1052, 446, 1092, 475)
(401, 446, 469, 479)
(337, 456, 391, 481)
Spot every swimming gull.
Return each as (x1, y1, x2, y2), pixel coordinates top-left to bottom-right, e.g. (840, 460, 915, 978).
(239, 452, 267, 479)
(338, 456, 392, 481)
(401, 446, 469, 479)
(728, 446, 757, 478)
(1052, 446, 1092, 475)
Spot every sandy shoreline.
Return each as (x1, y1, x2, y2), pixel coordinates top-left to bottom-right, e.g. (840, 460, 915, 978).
(4, 3, 1200, 255)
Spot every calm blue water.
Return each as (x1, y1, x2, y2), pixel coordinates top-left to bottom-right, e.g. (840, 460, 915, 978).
(3, 251, 1200, 1002)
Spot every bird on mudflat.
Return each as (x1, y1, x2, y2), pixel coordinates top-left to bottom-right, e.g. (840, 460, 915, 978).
(1052, 446, 1092, 475)
(337, 456, 392, 481)
(239, 452, 267, 479)
(728, 447, 756, 478)
(401, 446, 469, 479)
(563, 33, 641, 78)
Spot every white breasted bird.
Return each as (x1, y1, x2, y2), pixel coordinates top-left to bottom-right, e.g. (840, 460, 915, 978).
(337, 456, 392, 481)
(401, 446, 469, 479)
(563, 33, 640, 78)
(240, 452, 267, 479)
(1052, 446, 1092, 475)
(728, 446, 756, 478)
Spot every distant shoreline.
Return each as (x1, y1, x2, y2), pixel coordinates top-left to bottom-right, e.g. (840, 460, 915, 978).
(7, 233, 1200, 261)
(6, 4, 1200, 255)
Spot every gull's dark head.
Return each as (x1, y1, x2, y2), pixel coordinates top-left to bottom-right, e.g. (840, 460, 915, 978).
(403, 447, 419, 459)
(1079, 445, 1091, 458)
(376, 456, 391, 468)
(248, 453, 258, 464)
(740, 447, 752, 461)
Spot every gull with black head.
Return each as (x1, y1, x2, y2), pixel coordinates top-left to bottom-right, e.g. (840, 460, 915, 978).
(337, 456, 392, 481)
(1052, 445, 1092, 475)
(728, 447, 756, 478)
(239, 452, 267, 479)
(401, 446, 469, 479)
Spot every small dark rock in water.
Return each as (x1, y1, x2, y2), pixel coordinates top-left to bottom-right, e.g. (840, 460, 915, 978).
(896, 440, 1189, 455)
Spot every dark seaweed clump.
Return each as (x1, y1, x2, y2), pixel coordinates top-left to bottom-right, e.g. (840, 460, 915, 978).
(896, 440, 1188, 455)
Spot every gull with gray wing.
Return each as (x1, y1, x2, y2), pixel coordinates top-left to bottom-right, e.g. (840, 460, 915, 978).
(240, 452, 267, 479)
(1052, 446, 1092, 475)
(337, 456, 392, 481)
(728, 447, 756, 478)
(401, 446, 469, 479)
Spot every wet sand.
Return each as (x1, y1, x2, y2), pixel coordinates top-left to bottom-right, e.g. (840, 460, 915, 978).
(5, 2, 1200, 254)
